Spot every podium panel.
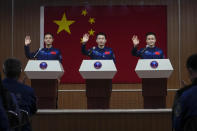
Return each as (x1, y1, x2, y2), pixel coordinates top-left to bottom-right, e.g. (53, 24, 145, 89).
(24, 60, 64, 79)
(135, 59, 173, 109)
(79, 60, 117, 79)
(24, 60, 64, 109)
(135, 59, 173, 78)
(79, 60, 117, 109)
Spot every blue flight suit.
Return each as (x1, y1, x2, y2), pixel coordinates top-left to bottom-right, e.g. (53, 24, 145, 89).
(81, 44, 116, 63)
(132, 46, 165, 59)
(0, 98, 9, 131)
(3, 78, 37, 131)
(172, 79, 197, 131)
(24, 45, 62, 63)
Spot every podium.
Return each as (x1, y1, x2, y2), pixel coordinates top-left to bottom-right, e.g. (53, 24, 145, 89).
(135, 59, 173, 109)
(24, 60, 64, 109)
(79, 60, 117, 109)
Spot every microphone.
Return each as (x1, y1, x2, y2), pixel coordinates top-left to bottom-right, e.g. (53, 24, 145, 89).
(146, 45, 149, 48)
(88, 46, 95, 55)
(140, 45, 149, 55)
(33, 48, 42, 58)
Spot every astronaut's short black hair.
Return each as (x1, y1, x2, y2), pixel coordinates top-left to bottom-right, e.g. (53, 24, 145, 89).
(44, 32, 54, 38)
(96, 32, 107, 39)
(146, 32, 156, 38)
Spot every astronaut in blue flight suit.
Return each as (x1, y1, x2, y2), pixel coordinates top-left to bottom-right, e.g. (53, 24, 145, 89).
(24, 33, 62, 63)
(81, 32, 116, 63)
(131, 32, 164, 59)
(172, 54, 197, 131)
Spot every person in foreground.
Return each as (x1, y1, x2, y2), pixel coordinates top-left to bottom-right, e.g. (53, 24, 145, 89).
(2, 58, 37, 131)
(172, 54, 197, 131)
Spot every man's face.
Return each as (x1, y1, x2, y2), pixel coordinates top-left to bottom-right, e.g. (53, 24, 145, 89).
(146, 34, 156, 47)
(44, 34, 54, 45)
(96, 35, 106, 48)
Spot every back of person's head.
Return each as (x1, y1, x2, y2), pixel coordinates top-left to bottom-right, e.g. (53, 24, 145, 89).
(186, 54, 197, 71)
(3, 58, 22, 79)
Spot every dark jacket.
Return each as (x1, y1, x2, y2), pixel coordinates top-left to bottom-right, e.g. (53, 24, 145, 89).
(0, 97, 9, 131)
(172, 78, 197, 131)
(3, 78, 37, 131)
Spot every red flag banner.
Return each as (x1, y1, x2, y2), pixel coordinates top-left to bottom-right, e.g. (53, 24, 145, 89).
(44, 6, 167, 84)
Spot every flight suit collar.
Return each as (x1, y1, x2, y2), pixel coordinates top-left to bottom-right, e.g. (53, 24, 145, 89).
(147, 46, 156, 50)
(44, 46, 54, 51)
(97, 46, 106, 51)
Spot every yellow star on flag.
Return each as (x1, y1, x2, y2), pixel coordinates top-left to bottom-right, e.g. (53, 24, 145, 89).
(53, 13, 75, 34)
(88, 29, 95, 36)
(81, 9, 88, 16)
(89, 17, 95, 24)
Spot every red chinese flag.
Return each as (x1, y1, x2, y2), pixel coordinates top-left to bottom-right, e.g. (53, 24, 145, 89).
(44, 6, 167, 84)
